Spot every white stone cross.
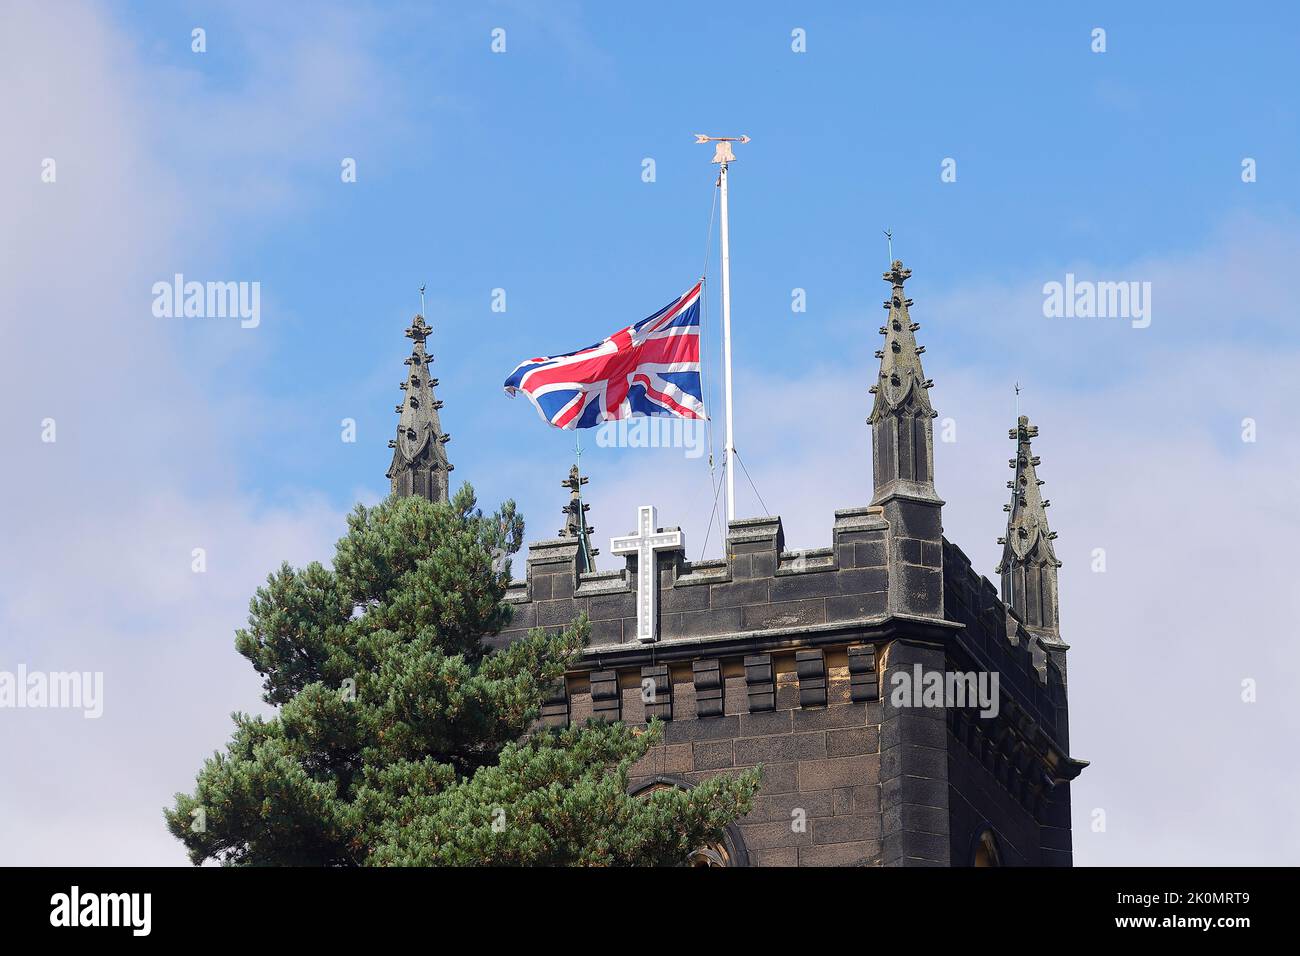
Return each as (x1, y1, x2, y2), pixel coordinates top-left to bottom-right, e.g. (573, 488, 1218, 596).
(610, 504, 684, 643)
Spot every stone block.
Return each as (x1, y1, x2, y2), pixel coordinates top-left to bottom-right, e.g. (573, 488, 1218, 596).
(793, 703, 869, 731)
(798, 841, 881, 867)
(693, 739, 736, 770)
(752, 790, 835, 823)
(586, 617, 622, 646)
(835, 567, 889, 594)
(661, 583, 710, 613)
(679, 606, 742, 638)
(797, 755, 878, 791)
(812, 815, 877, 846)
(742, 599, 825, 630)
(663, 714, 738, 743)
(752, 847, 799, 867)
(735, 732, 826, 766)
(853, 538, 888, 568)
(536, 598, 580, 627)
(826, 726, 877, 757)
(586, 592, 634, 622)
(826, 593, 888, 620)
(710, 579, 770, 608)
(738, 709, 792, 737)
(770, 573, 839, 602)
(757, 761, 799, 794)
(739, 820, 811, 851)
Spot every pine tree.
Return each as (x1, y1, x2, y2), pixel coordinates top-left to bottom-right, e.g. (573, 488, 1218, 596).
(165, 486, 758, 865)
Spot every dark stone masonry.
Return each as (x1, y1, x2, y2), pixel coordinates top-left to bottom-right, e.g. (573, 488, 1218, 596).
(389, 259, 1087, 866)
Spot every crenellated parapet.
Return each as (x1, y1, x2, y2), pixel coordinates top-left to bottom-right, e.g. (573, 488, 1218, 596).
(495, 505, 955, 656)
(942, 538, 1070, 748)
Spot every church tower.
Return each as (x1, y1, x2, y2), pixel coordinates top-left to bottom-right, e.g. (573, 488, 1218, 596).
(387, 313, 453, 502)
(473, 258, 1085, 867)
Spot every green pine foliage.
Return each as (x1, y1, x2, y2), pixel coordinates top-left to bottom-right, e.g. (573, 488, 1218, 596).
(165, 486, 758, 865)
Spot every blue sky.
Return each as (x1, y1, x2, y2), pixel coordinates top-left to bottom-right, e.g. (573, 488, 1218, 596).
(3, 0, 1299, 865)
(114, 0, 1300, 517)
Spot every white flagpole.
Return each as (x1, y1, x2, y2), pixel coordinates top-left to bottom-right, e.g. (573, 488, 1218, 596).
(719, 158, 736, 524)
(696, 134, 748, 525)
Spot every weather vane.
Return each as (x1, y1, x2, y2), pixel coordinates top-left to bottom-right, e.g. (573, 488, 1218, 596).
(884, 228, 894, 263)
(693, 133, 750, 166)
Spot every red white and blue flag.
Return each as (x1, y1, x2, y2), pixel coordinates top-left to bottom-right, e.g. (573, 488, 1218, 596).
(504, 281, 706, 429)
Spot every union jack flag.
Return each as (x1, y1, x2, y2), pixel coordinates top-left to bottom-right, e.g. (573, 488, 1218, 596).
(504, 281, 706, 429)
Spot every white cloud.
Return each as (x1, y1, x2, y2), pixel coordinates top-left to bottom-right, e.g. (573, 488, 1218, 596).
(0, 0, 388, 865)
(0, 493, 344, 866)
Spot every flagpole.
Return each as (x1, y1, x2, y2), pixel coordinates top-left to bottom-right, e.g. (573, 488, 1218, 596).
(696, 134, 748, 525)
(718, 158, 736, 524)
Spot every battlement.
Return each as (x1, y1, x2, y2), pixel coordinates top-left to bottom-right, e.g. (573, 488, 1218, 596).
(495, 505, 1071, 761)
(495, 505, 955, 655)
(941, 538, 1067, 746)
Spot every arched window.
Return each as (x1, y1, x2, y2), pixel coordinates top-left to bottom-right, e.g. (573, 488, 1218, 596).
(913, 414, 929, 482)
(630, 775, 750, 867)
(972, 826, 1002, 867)
(686, 844, 733, 868)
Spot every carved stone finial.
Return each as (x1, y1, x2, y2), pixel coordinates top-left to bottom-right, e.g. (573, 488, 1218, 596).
(405, 314, 431, 345)
(996, 412, 1061, 640)
(868, 264, 933, 423)
(1009, 415, 1040, 442)
(867, 260, 940, 508)
(559, 464, 598, 569)
(387, 307, 451, 502)
(882, 259, 912, 287)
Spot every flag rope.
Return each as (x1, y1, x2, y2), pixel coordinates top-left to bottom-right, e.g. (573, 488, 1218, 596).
(698, 453, 727, 560)
(733, 449, 770, 518)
